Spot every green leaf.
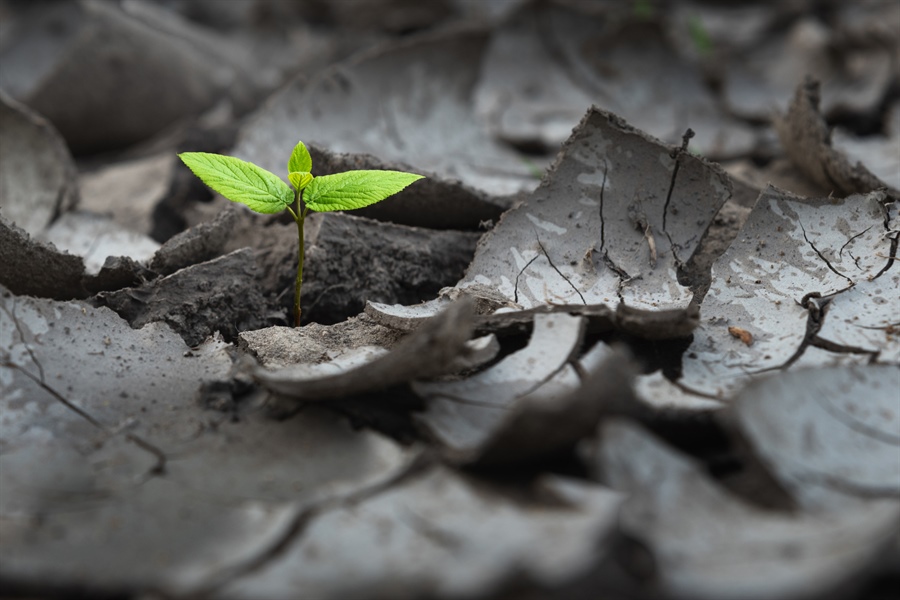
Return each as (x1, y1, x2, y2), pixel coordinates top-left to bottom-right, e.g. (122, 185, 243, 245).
(288, 141, 312, 175)
(303, 170, 424, 212)
(289, 171, 314, 191)
(179, 152, 293, 214)
(688, 15, 712, 56)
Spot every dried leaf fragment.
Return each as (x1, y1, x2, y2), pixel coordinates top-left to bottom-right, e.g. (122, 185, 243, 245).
(728, 326, 754, 346)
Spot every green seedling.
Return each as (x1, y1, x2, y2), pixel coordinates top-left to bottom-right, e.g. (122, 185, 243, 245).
(687, 15, 712, 56)
(179, 141, 423, 327)
(632, 0, 654, 20)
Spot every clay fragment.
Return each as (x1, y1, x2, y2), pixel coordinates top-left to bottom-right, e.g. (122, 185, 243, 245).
(254, 299, 476, 400)
(221, 465, 623, 600)
(367, 106, 726, 342)
(0, 91, 78, 235)
(0, 0, 253, 152)
(1, 285, 414, 595)
(304, 213, 481, 324)
(774, 78, 899, 198)
(95, 248, 275, 346)
(593, 419, 900, 600)
(150, 207, 239, 275)
(678, 188, 897, 400)
(0, 216, 86, 300)
(733, 365, 900, 510)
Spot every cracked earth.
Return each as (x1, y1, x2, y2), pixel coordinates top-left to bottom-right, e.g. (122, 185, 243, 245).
(1, 1, 899, 599)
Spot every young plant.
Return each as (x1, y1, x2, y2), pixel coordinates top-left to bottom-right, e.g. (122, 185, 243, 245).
(178, 141, 423, 326)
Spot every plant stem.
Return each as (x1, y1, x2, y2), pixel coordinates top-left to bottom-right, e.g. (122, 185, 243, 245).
(286, 194, 309, 327)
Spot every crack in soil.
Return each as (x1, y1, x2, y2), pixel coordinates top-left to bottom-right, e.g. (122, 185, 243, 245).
(514, 254, 540, 305)
(1, 299, 167, 476)
(752, 293, 831, 375)
(603, 252, 630, 304)
(437, 347, 579, 410)
(193, 453, 434, 597)
(748, 200, 897, 375)
(837, 225, 874, 265)
(797, 208, 898, 357)
(535, 235, 586, 305)
(818, 396, 900, 445)
(798, 220, 854, 286)
(808, 335, 881, 361)
(592, 156, 634, 303)
(660, 128, 695, 265)
(398, 505, 465, 552)
(872, 230, 898, 279)
(597, 158, 609, 252)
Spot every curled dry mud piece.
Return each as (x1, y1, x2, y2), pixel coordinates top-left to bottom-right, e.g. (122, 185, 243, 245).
(253, 299, 477, 401)
(149, 206, 239, 276)
(592, 419, 900, 600)
(723, 16, 894, 122)
(413, 313, 636, 466)
(0, 0, 256, 152)
(674, 187, 898, 401)
(0, 216, 87, 300)
(0, 91, 78, 235)
(94, 248, 277, 347)
(731, 365, 900, 511)
(475, 3, 756, 159)
(774, 78, 899, 199)
(39, 211, 160, 276)
(413, 312, 584, 463)
(368, 292, 701, 340)
(219, 464, 623, 600)
(0, 285, 418, 596)
(369, 106, 728, 341)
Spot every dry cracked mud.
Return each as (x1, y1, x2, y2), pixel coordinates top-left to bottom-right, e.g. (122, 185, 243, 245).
(1, 1, 898, 599)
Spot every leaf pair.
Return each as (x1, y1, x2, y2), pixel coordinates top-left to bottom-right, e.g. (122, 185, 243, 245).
(178, 141, 423, 214)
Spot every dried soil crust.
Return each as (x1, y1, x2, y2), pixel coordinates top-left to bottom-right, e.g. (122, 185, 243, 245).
(239, 314, 404, 369)
(0, 216, 86, 299)
(681, 199, 753, 299)
(2, 1, 900, 597)
(0, 91, 78, 234)
(368, 106, 729, 342)
(775, 79, 899, 199)
(302, 212, 482, 324)
(94, 248, 277, 347)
